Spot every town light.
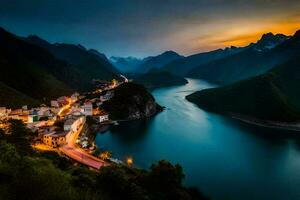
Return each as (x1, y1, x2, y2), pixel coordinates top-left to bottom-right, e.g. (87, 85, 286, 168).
(126, 156, 133, 166)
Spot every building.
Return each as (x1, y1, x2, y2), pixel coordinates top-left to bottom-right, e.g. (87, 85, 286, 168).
(28, 115, 39, 123)
(51, 100, 60, 108)
(63, 116, 85, 132)
(0, 107, 7, 117)
(71, 92, 79, 102)
(42, 131, 68, 148)
(99, 114, 109, 123)
(57, 96, 69, 105)
(81, 103, 93, 116)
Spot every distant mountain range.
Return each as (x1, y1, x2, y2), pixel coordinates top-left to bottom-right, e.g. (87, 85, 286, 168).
(160, 47, 243, 76)
(187, 32, 292, 84)
(26, 35, 119, 86)
(110, 56, 145, 73)
(0, 27, 119, 107)
(110, 51, 183, 73)
(186, 30, 300, 123)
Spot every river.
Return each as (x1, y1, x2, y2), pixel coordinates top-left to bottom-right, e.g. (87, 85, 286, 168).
(96, 78, 300, 200)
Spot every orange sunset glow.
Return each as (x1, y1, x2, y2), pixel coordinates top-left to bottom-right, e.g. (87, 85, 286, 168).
(189, 16, 300, 54)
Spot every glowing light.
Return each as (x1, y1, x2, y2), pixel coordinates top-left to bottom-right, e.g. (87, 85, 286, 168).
(126, 156, 133, 166)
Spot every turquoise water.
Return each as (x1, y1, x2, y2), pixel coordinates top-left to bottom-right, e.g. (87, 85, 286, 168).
(96, 79, 300, 200)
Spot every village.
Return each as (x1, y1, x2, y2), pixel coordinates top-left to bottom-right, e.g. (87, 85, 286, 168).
(0, 77, 129, 169)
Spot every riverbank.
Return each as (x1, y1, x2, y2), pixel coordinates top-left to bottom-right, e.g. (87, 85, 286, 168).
(231, 113, 300, 132)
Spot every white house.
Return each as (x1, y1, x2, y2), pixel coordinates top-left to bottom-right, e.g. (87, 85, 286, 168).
(81, 103, 93, 116)
(99, 114, 109, 123)
(64, 116, 85, 132)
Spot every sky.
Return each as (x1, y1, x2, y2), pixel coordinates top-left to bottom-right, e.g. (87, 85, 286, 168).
(0, 0, 300, 57)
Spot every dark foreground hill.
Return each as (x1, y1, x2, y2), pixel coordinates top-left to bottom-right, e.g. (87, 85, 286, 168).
(0, 120, 209, 200)
(186, 58, 300, 122)
(0, 27, 75, 107)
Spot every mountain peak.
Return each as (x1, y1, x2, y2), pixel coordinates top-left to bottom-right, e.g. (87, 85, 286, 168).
(27, 35, 50, 46)
(293, 29, 300, 38)
(161, 50, 181, 57)
(254, 32, 288, 50)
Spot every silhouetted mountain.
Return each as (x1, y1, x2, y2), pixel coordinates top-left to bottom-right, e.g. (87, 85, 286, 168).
(160, 47, 243, 76)
(250, 32, 288, 51)
(0, 27, 74, 107)
(27, 35, 120, 84)
(110, 56, 145, 73)
(186, 58, 300, 122)
(188, 32, 292, 84)
(134, 69, 188, 89)
(138, 51, 183, 73)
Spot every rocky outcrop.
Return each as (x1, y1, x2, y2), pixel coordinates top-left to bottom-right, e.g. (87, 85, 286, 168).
(102, 83, 163, 120)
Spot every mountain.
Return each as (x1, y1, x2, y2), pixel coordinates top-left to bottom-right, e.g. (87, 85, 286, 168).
(0, 27, 75, 107)
(26, 35, 120, 89)
(186, 58, 300, 122)
(160, 47, 243, 76)
(187, 32, 292, 85)
(134, 70, 188, 90)
(138, 51, 184, 73)
(110, 56, 144, 73)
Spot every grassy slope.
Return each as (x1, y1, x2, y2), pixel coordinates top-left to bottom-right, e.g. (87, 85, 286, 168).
(186, 59, 300, 122)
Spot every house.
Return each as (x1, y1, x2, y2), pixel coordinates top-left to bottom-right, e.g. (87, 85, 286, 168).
(81, 103, 93, 116)
(0, 107, 7, 117)
(63, 116, 85, 132)
(57, 96, 69, 105)
(71, 92, 79, 102)
(42, 131, 68, 148)
(51, 100, 59, 108)
(99, 114, 109, 123)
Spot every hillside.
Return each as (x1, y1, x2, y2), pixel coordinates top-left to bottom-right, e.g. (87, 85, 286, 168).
(134, 70, 188, 89)
(0, 27, 74, 107)
(138, 51, 183, 73)
(186, 58, 300, 122)
(26, 35, 120, 90)
(102, 83, 163, 120)
(187, 32, 293, 85)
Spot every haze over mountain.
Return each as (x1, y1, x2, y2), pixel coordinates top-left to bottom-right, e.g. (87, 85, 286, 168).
(187, 32, 292, 84)
(109, 56, 145, 73)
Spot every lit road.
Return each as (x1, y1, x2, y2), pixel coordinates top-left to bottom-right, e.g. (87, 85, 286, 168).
(59, 118, 108, 169)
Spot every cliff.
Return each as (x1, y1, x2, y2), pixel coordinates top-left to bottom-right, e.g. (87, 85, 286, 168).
(102, 83, 163, 120)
